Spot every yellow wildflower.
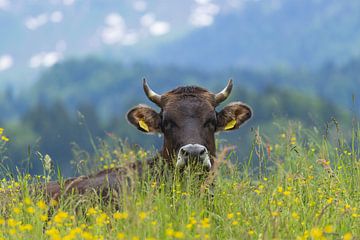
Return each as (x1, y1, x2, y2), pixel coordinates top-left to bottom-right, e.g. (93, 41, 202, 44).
(45, 227, 60, 237)
(174, 231, 184, 239)
(63, 234, 75, 240)
(24, 197, 32, 205)
(292, 212, 300, 220)
(13, 207, 21, 214)
(323, 225, 334, 233)
(19, 224, 33, 232)
(271, 211, 279, 217)
(1, 136, 9, 142)
(310, 227, 323, 239)
(81, 231, 94, 240)
(189, 217, 197, 225)
(117, 233, 125, 239)
(186, 223, 193, 229)
(40, 214, 48, 222)
(200, 218, 210, 228)
(26, 206, 35, 214)
(69, 227, 82, 236)
(283, 191, 291, 196)
(113, 211, 128, 220)
(37, 200, 47, 210)
(9, 228, 16, 236)
(343, 232, 353, 240)
(166, 228, 174, 237)
(7, 218, 18, 227)
(227, 213, 234, 219)
(96, 213, 109, 226)
(54, 210, 69, 224)
(86, 207, 97, 216)
(139, 211, 148, 220)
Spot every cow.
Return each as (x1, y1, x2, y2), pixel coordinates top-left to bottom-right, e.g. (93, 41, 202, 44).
(45, 79, 252, 199)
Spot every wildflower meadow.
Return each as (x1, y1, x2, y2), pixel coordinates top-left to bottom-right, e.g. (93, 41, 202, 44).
(0, 121, 359, 240)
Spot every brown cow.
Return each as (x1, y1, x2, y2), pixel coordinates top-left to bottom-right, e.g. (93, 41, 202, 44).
(45, 79, 252, 199)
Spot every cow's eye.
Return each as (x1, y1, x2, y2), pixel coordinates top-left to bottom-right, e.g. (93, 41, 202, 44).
(163, 119, 177, 131)
(204, 119, 216, 130)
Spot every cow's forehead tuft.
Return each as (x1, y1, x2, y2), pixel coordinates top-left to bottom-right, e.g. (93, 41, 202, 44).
(161, 86, 216, 107)
(166, 86, 210, 95)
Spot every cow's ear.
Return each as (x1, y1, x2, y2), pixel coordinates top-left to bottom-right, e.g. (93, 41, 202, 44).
(127, 104, 162, 133)
(216, 102, 252, 131)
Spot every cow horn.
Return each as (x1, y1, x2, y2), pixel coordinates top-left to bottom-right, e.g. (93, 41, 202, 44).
(215, 79, 233, 105)
(143, 78, 162, 107)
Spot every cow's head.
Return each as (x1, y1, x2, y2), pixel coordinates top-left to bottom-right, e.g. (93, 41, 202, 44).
(127, 79, 252, 171)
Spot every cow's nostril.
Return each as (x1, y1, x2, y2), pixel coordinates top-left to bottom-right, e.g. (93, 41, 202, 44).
(176, 144, 211, 169)
(180, 148, 187, 155)
(180, 144, 207, 158)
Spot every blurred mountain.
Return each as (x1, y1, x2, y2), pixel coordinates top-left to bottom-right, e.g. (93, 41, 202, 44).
(0, 0, 223, 89)
(2, 0, 360, 90)
(151, 0, 360, 69)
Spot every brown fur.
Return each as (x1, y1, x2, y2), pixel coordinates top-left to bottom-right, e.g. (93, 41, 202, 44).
(161, 86, 216, 107)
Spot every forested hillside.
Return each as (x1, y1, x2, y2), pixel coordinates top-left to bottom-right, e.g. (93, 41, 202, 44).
(1, 57, 354, 176)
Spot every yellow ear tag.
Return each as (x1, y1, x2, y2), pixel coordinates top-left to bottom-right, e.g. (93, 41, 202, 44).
(224, 119, 237, 130)
(139, 119, 149, 132)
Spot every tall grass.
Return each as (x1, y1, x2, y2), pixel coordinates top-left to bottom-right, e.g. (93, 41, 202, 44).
(0, 121, 359, 240)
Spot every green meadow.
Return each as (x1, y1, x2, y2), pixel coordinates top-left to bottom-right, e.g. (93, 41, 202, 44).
(0, 121, 358, 240)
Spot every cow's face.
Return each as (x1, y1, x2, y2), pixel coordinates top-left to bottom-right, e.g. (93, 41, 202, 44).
(127, 80, 252, 171)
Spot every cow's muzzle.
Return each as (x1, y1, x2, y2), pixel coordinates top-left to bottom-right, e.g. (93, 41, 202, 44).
(176, 144, 211, 170)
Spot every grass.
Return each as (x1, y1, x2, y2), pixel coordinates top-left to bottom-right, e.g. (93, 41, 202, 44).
(0, 121, 359, 240)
